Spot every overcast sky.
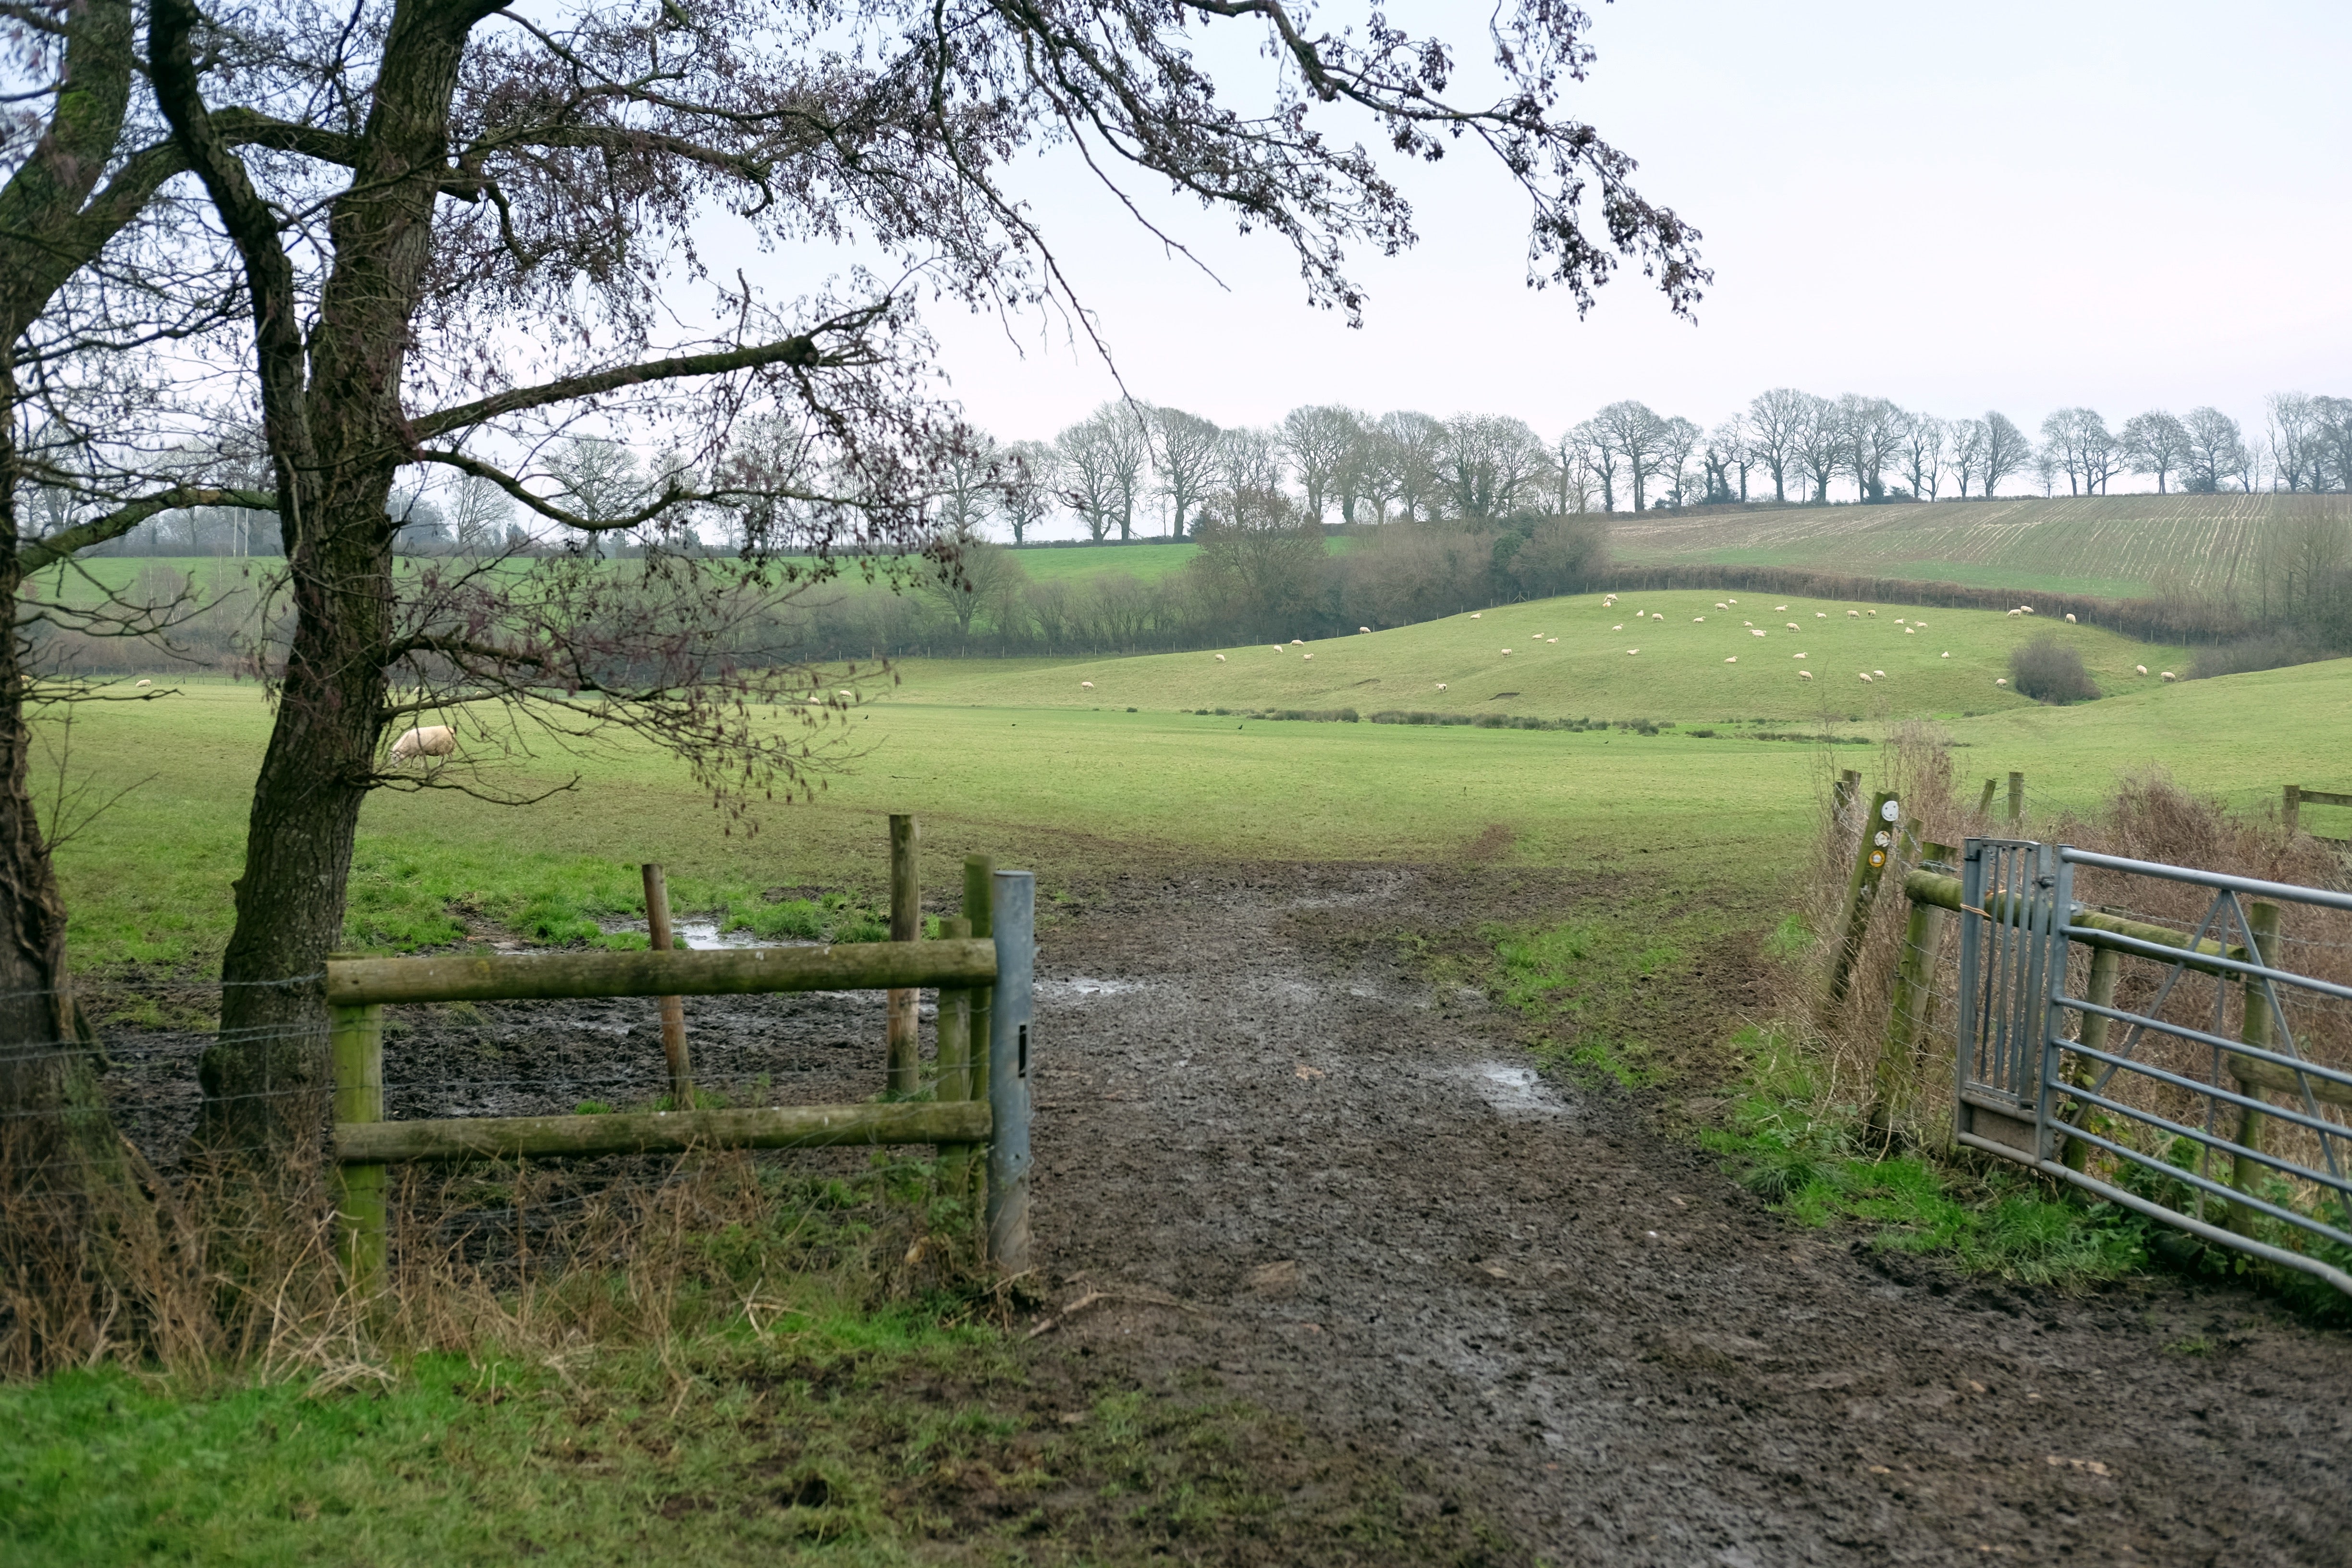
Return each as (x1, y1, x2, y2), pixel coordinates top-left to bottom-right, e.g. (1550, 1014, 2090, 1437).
(919, 0, 2352, 459)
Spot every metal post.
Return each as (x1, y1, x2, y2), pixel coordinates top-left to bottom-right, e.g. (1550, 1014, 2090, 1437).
(2007, 771, 2025, 825)
(640, 863, 693, 1108)
(985, 870, 1034, 1271)
(962, 855, 993, 1209)
(887, 814, 920, 1095)
(330, 996, 387, 1296)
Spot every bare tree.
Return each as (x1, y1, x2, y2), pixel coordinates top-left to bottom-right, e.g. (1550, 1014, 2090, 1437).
(1214, 425, 1285, 502)
(1148, 407, 1219, 538)
(918, 526, 1028, 641)
(1440, 413, 1547, 520)
(1948, 418, 1988, 498)
(1592, 400, 1669, 511)
(1372, 410, 1446, 522)
(1899, 412, 1946, 501)
(1656, 415, 1703, 508)
(1980, 411, 2033, 497)
(2120, 411, 2190, 495)
(2267, 393, 2320, 491)
(1836, 394, 1902, 503)
(999, 441, 1054, 543)
(1701, 420, 1749, 503)
(2180, 407, 2245, 495)
(1743, 388, 1811, 503)
(2038, 408, 2123, 496)
(931, 429, 1002, 540)
(1055, 415, 1126, 542)
(1278, 405, 1360, 524)
(1795, 394, 1843, 503)
(2312, 396, 2352, 493)
(1557, 424, 1609, 512)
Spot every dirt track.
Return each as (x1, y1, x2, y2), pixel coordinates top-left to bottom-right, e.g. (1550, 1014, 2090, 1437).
(1022, 864, 2350, 1567)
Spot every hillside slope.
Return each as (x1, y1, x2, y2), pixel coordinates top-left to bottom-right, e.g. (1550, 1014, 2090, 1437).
(887, 589, 2188, 723)
(1610, 493, 2347, 601)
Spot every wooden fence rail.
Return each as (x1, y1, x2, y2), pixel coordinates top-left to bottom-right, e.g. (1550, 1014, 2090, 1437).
(326, 830, 1036, 1297)
(2284, 784, 2352, 843)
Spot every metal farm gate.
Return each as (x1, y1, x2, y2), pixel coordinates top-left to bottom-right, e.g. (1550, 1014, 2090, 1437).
(1954, 838, 2352, 1297)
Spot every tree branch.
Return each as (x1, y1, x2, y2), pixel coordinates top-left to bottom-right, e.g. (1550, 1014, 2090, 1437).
(19, 486, 278, 573)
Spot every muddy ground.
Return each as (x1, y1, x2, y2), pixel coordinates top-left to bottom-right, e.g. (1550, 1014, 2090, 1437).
(96, 863, 2350, 1565)
(1017, 864, 2348, 1568)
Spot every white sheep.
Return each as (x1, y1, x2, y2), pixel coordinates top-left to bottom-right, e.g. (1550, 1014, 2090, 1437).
(1793, 651, 1807, 659)
(1799, 670, 1813, 681)
(1786, 621, 1800, 630)
(1751, 629, 1767, 638)
(1859, 673, 1874, 683)
(1302, 652, 1313, 660)
(1500, 648, 1512, 655)
(388, 724, 455, 764)
(1815, 612, 1828, 619)
(2007, 608, 2021, 617)
(1941, 651, 1950, 658)
(1470, 612, 1482, 619)
(1995, 677, 2008, 686)
(1436, 683, 1448, 690)
(1290, 638, 1305, 645)
(2065, 613, 2078, 624)
(1272, 646, 1284, 653)
(1848, 610, 1860, 618)
(1904, 626, 1915, 634)
(134, 678, 153, 689)
(2021, 605, 2035, 614)
(1894, 617, 1905, 624)
(1874, 670, 1886, 677)
(1081, 680, 1095, 689)
(1547, 638, 1557, 644)
(1727, 599, 1738, 604)
(1652, 612, 1665, 621)
(1693, 616, 1706, 623)
(2135, 664, 2148, 675)
(2161, 671, 2177, 683)
(1627, 648, 1640, 655)
(1715, 601, 1728, 610)
(1613, 624, 1624, 631)
(1774, 605, 1787, 611)
(1215, 653, 1226, 662)
(1359, 625, 1372, 634)
(838, 689, 853, 698)
(1867, 609, 1878, 617)
(1724, 656, 1738, 663)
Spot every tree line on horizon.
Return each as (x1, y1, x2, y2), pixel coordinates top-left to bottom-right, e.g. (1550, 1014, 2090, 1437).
(929, 390, 2352, 547)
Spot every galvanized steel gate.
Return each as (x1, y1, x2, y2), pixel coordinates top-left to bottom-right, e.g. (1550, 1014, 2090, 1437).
(1954, 838, 2352, 1297)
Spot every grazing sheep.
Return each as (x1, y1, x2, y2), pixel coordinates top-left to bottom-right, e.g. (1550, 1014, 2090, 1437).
(1715, 601, 1728, 610)
(1914, 618, 1927, 625)
(1774, 605, 1787, 611)
(1894, 617, 1905, 624)
(1613, 624, 1624, 630)
(2021, 605, 2035, 614)
(1081, 680, 1095, 689)
(1799, 670, 1813, 681)
(839, 689, 853, 698)
(1793, 651, 1807, 659)
(134, 677, 153, 689)
(1500, 648, 1512, 655)
(1941, 651, 1950, 658)
(1359, 625, 1372, 634)
(389, 724, 455, 764)
(1785, 622, 1800, 630)
(1290, 638, 1305, 645)
(1627, 648, 1640, 655)
(1214, 653, 1226, 662)
(1847, 610, 1860, 618)
(1752, 629, 1767, 637)
(1652, 612, 1665, 621)
(1904, 626, 1915, 634)
(1436, 683, 1447, 690)
(1724, 656, 1738, 663)
(2065, 613, 2078, 624)
(1302, 652, 1313, 660)
(2161, 671, 2177, 682)
(1470, 612, 1482, 619)
(1995, 677, 2008, 686)
(2135, 664, 2148, 675)
(2007, 608, 2021, 616)
(1874, 670, 1886, 677)
(1815, 612, 1828, 619)
(1547, 638, 1557, 644)
(1272, 646, 1284, 653)
(1858, 673, 1873, 683)
(1743, 620, 1753, 626)
(1693, 616, 1705, 623)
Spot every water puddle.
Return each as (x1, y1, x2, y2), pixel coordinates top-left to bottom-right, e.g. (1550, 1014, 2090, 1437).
(1038, 976, 1147, 1002)
(1461, 1063, 1567, 1116)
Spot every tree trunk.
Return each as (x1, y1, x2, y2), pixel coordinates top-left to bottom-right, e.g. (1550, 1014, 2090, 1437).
(201, 506, 393, 1149)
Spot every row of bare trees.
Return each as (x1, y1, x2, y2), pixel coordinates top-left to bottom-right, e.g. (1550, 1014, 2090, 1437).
(930, 389, 2351, 542)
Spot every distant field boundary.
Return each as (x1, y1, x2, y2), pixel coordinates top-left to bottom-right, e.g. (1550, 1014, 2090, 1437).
(1593, 563, 2240, 646)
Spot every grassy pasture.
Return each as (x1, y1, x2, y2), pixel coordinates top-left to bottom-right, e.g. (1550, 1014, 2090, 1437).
(884, 589, 2189, 722)
(1610, 492, 2345, 601)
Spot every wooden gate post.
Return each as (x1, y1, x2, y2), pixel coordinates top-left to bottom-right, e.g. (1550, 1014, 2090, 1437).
(1823, 790, 1901, 1015)
(1868, 840, 1954, 1137)
(2229, 900, 2282, 1235)
(1831, 768, 1861, 830)
(886, 815, 920, 1095)
(985, 870, 1034, 1271)
(2283, 785, 2301, 835)
(330, 989, 387, 1297)
(1977, 777, 1999, 818)
(640, 863, 694, 1108)
(961, 856, 994, 1210)
(934, 916, 975, 1198)
(2007, 771, 2025, 826)
(2055, 945, 2121, 1172)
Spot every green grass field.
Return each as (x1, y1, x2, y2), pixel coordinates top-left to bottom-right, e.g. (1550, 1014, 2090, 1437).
(1610, 492, 2347, 601)
(49, 578, 2348, 976)
(883, 590, 2189, 721)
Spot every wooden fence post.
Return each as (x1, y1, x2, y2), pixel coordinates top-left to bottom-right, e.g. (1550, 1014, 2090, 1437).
(2283, 784, 2301, 835)
(1868, 840, 1953, 1138)
(330, 990, 387, 1297)
(1977, 777, 1998, 818)
(1823, 791, 1901, 1015)
(886, 815, 920, 1095)
(985, 870, 1034, 1271)
(961, 856, 993, 1213)
(934, 915, 975, 1198)
(2229, 900, 2282, 1235)
(2055, 946, 2121, 1172)
(2007, 771, 2025, 826)
(1831, 768, 1861, 830)
(640, 863, 694, 1108)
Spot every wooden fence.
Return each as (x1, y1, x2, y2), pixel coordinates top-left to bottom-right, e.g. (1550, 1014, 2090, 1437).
(2283, 784, 2352, 845)
(327, 837, 1035, 1294)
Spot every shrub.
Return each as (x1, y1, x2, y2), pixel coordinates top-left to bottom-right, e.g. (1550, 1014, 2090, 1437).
(2009, 635, 2100, 703)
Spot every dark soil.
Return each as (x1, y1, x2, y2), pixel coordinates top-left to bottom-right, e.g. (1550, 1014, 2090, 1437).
(1018, 863, 2351, 1568)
